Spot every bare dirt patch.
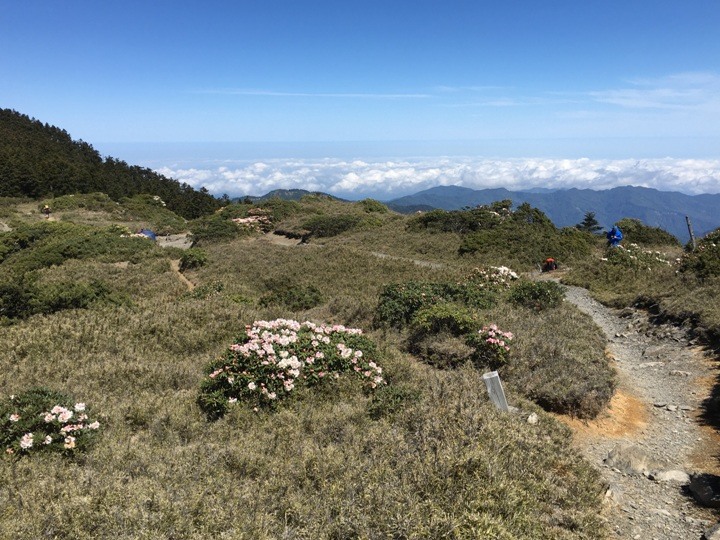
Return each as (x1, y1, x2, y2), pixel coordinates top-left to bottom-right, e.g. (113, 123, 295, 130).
(170, 259, 195, 291)
(559, 390, 648, 440)
(156, 233, 193, 250)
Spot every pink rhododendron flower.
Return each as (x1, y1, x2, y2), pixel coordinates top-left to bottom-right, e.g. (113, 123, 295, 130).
(20, 433, 34, 449)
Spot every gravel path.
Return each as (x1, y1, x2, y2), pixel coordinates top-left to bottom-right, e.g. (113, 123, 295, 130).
(563, 285, 720, 539)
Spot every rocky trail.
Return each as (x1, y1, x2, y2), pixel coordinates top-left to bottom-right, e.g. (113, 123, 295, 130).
(562, 284, 720, 539)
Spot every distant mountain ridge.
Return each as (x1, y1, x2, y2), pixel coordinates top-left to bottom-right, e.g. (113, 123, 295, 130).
(236, 189, 345, 203)
(387, 185, 720, 242)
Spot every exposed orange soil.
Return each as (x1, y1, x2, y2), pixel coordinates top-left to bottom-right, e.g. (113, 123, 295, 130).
(557, 389, 648, 440)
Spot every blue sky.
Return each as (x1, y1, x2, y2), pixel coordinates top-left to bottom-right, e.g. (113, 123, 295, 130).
(2, 1, 720, 196)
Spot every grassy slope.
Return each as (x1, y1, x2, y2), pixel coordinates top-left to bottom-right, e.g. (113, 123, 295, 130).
(0, 198, 609, 539)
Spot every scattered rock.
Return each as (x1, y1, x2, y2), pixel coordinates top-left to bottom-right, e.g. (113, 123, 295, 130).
(654, 402, 668, 408)
(650, 470, 690, 484)
(670, 370, 691, 376)
(666, 404, 678, 412)
(604, 483, 623, 505)
(526, 413, 538, 425)
(704, 522, 720, 540)
(638, 361, 664, 368)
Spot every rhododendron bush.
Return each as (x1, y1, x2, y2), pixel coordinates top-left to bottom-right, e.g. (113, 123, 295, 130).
(1, 388, 100, 458)
(198, 319, 385, 419)
(467, 324, 514, 368)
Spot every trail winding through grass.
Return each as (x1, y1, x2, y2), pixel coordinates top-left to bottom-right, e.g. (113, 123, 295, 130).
(562, 284, 719, 539)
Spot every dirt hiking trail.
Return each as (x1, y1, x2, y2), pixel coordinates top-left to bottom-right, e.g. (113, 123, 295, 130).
(563, 284, 720, 539)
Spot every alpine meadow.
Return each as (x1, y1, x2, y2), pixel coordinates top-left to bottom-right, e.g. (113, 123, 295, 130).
(2, 109, 720, 538)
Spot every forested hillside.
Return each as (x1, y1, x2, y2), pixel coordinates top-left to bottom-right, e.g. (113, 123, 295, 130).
(0, 109, 222, 219)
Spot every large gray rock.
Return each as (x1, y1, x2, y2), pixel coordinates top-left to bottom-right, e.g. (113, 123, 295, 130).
(604, 444, 657, 476)
(650, 469, 690, 484)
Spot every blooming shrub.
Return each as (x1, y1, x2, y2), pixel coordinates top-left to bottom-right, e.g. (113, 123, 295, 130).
(604, 243, 672, 271)
(1, 388, 100, 458)
(466, 265, 519, 289)
(198, 319, 385, 419)
(467, 324, 514, 368)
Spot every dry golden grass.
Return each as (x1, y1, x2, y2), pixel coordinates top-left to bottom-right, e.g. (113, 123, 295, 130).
(0, 200, 611, 538)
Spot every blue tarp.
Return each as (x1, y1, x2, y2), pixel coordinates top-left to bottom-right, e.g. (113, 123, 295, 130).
(139, 228, 157, 241)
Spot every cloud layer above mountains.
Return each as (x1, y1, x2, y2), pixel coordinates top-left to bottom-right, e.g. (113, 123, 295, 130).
(156, 157, 720, 200)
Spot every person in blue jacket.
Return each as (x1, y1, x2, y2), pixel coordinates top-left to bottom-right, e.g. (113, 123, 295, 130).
(606, 224, 623, 247)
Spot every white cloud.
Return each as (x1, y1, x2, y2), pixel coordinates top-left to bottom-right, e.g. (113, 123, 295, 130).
(155, 157, 720, 199)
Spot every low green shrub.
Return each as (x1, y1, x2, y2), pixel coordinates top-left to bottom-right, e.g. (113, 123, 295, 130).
(373, 281, 495, 329)
(0, 221, 156, 274)
(302, 214, 361, 238)
(258, 197, 301, 221)
(42, 192, 118, 213)
(680, 229, 720, 279)
(30, 279, 119, 314)
(189, 214, 241, 244)
(605, 243, 674, 273)
(0, 275, 123, 322)
(615, 218, 680, 247)
(198, 319, 385, 419)
(179, 248, 208, 271)
(509, 281, 566, 311)
(1, 388, 100, 458)
(259, 283, 323, 311)
(356, 198, 389, 213)
(410, 302, 477, 337)
(0, 280, 33, 321)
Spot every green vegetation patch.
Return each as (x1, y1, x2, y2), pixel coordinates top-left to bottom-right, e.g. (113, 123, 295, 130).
(179, 248, 208, 271)
(374, 280, 497, 329)
(504, 304, 615, 419)
(1, 388, 100, 458)
(509, 281, 566, 311)
(409, 202, 593, 269)
(615, 217, 680, 247)
(680, 228, 720, 279)
(302, 213, 362, 237)
(259, 283, 324, 311)
(0, 221, 156, 275)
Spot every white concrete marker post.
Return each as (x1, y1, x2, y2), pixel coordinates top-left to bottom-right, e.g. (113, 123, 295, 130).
(482, 371, 509, 412)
